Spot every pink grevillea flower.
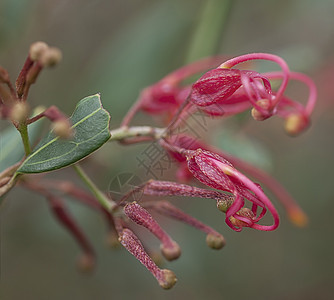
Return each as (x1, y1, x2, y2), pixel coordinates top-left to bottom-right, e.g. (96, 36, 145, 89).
(190, 53, 317, 135)
(117, 226, 177, 289)
(190, 54, 288, 113)
(161, 134, 308, 227)
(182, 148, 279, 231)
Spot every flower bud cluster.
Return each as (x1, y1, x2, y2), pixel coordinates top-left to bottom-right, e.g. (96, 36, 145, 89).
(0, 42, 70, 139)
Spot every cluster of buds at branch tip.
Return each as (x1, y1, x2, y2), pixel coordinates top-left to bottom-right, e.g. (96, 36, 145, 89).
(30, 42, 62, 67)
(16, 41, 62, 100)
(0, 41, 64, 132)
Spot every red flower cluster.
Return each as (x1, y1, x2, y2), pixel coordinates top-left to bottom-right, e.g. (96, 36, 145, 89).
(112, 53, 316, 288)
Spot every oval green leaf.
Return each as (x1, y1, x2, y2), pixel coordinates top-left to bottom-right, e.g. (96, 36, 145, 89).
(17, 94, 111, 174)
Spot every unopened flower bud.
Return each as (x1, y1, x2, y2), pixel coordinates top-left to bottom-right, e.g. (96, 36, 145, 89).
(206, 233, 225, 250)
(251, 99, 271, 121)
(40, 47, 62, 67)
(29, 41, 48, 61)
(77, 253, 95, 273)
(284, 113, 309, 136)
(160, 240, 181, 261)
(52, 119, 73, 139)
(229, 208, 255, 228)
(10, 102, 29, 123)
(159, 269, 177, 290)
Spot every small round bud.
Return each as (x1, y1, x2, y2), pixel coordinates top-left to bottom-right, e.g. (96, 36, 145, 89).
(159, 269, 177, 290)
(206, 233, 225, 250)
(160, 241, 181, 261)
(76, 254, 95, 273)
(10, 102, 29, 123)
(40, 47, 62, 67)
(52, 119, 73, 139)
(284, 113, 309, 136)
(251, 99, 271, 121)
(29, 41, 48, 61)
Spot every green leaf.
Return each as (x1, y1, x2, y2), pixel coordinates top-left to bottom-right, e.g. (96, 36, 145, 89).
(0, 111, 44, 173)
(17, 94, 111, 174)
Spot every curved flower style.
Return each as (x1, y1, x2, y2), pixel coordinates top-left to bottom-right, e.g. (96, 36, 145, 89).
(183, 148, 279, 231)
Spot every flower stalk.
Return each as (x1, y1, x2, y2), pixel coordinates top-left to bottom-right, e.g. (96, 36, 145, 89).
(73, 164, 116, 211)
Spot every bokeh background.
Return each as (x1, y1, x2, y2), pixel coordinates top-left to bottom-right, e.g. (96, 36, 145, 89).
(1, 0, 333, 299)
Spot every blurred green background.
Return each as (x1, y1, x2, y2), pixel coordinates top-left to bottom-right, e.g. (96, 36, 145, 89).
(1, 0, 333, 299)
